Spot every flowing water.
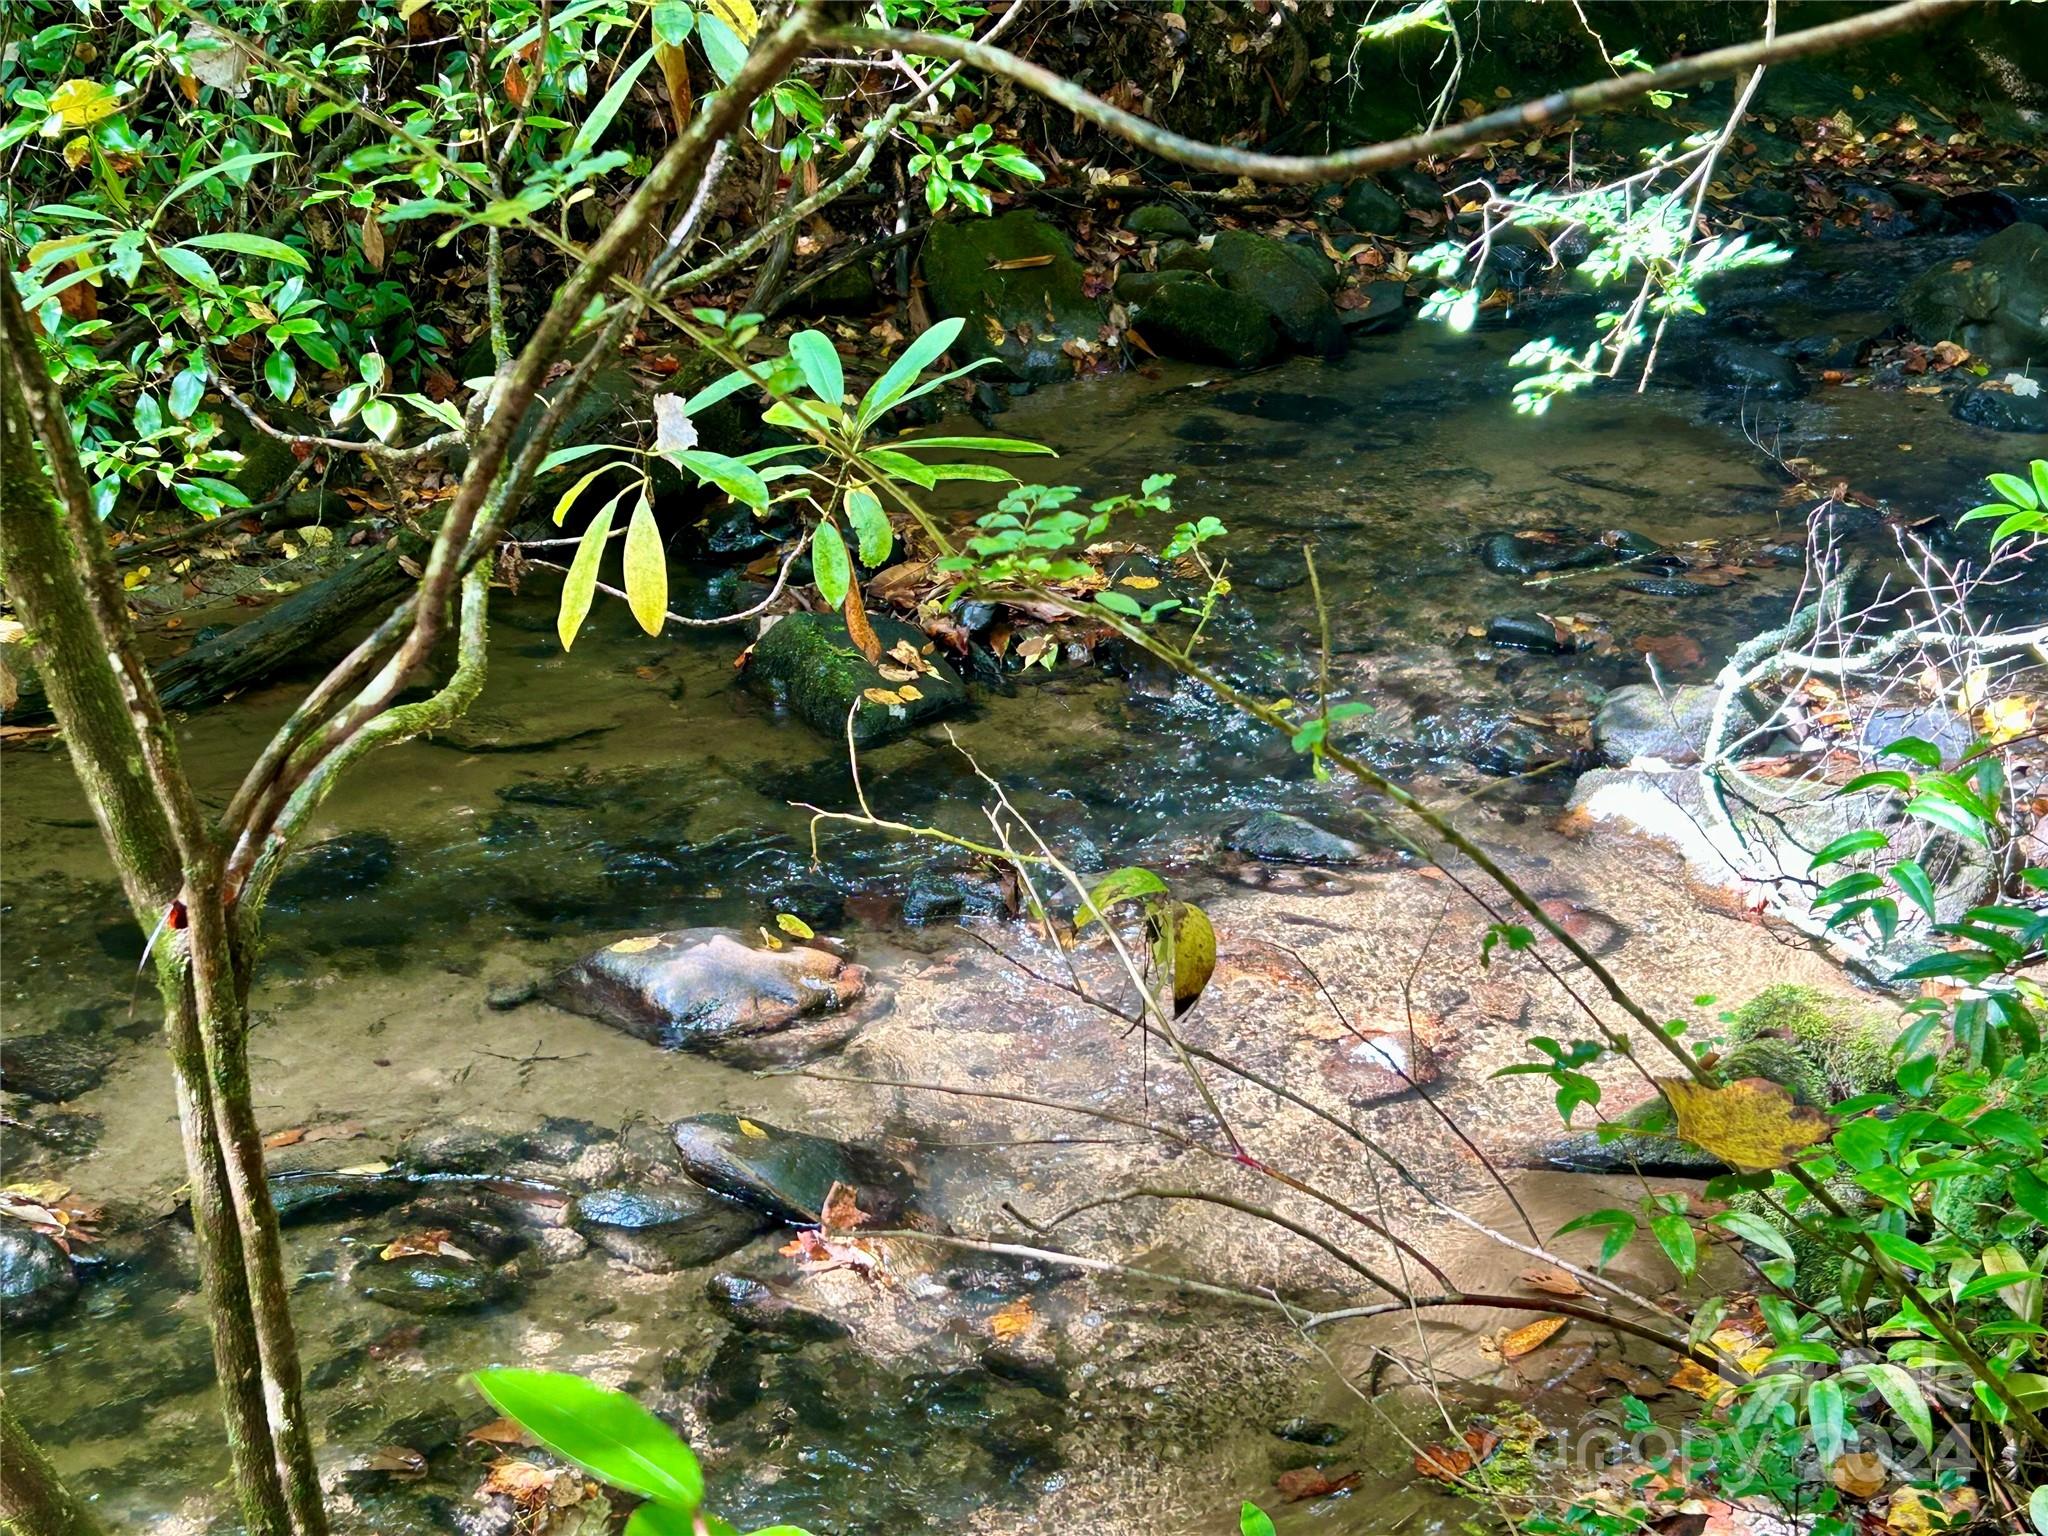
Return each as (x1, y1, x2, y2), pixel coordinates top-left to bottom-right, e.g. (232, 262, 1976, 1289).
(0, 236, 2026, 1533)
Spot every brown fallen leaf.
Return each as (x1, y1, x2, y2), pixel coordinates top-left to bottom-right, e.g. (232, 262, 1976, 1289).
(818, 1181, 873, 1234)
(988, 1298, 1035, 1341)
(379, 1229, 477, 1263)
(363, 1444, 427, 1478)
(1276, 1466, 1359, 1501)
(1517, 1264, 1590, 1298)
(989, 253, 1055, 270)
(1501, 1315, 1569, 1359)
(468, 1417, 538, 1448)
(1829, 1451, 1886, 1499)
(1414, 1427, 1502, 1483)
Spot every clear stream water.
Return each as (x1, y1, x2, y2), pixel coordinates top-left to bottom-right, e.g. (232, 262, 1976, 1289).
(0, 235, 2029, 1533)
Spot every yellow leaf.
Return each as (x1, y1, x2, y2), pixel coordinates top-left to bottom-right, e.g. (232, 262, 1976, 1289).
(1119, 574, 1160, 590)
(44, 79, 123, 131)
(1660, 1076, 1834, 1171)
(989, 1298, 1035, 1340)
(1667, 1358, 1731, 1403)
(862, 687, 903, 706)
(737, 1119, 768, 1139)
(895, 683, 922, 701)
(1956, 664, 1991, 712)
(1982, 695, 2035, 745)
(704, 0, 758, 39)
(1149, 901, 1216, 1017)
(62, 135, 91, 170)
(776, 913, 815, 940)
(609, 935, 663, 954)
(1500, 1315, 1567, 1359)
(1885, 1486, 1977, 1536)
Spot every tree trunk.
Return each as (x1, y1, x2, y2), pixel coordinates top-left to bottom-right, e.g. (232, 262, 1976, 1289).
(0, 1393, 102, 1536)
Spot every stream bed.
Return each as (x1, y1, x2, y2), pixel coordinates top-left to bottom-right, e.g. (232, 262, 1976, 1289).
(0, 234, 2027, 1535)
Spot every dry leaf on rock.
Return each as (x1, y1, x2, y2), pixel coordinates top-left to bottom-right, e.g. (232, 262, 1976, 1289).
(1415, 1427, 1501, 1483)
(1517, 1265, 1589, 1298)
(1659, 1077, 1833, 1171)
(1500, 1315, 1568, 1359)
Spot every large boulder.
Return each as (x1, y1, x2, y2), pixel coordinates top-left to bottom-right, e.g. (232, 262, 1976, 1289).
(1955, 377, 2048, 434)
(1123, 203, 1197, 241)
(1898, 222, 2048, 368)
(540, 928, 867, 1051)
(746, 612, 967, 748)
(0, 1031, 112, 1103)
(919, 211, 1106, 382)
(568, 1185, 769, 1272)
(0, 1226, 79, 1326)
(670, 1113, 914, 1226)
(1204, 231, 1346, 357)
(1224, 810, 1371, 865)
(1129, 279, 1280, 369)
(1593, 683, 1750, 766)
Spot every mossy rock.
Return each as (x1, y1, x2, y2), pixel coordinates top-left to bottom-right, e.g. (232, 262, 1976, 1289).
(1130, 281, 1280, 370)
(919, 211, 1106, 383)
(1124, 203, 1197, 241)
(1897, 223, 2048, 369)
(1204, 231, 1346, 357)
(1726, 985, 1897, 1100)
(1157, 240, 1211, 273)
(1336, 179, 1403, 236)
(746, 612, 966, 747)
(1113, 268, 1208, 305)
(1280, 240, 1340, 295)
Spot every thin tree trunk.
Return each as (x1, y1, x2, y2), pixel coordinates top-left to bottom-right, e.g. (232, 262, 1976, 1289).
(0, 1392, 102, 1536)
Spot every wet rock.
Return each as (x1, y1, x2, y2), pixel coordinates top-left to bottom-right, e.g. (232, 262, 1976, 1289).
(746, 612, 967, 748)
(1279, 239, 1340, 295)
(0, 1226, 79, 1326)
(1538, 1120, 1725, 1177)
(1156, 239, 1209, 273)
(568, 1186, 769, 1272)
(1123, 203, 1196, 241)
(759, 870, 847, 932)
(1934, 188, 2021, 235)
(1129, 280, 1280, 369)
(1335, 179, 1403, 236)
(1593, 683, 1739, 766)
(1223, 810, 1370, 865)
(1320, 1032, 1440, 1105)
(1899, 223, 2048, 369)
(269, 833, 397, 907)
(705, 503, 791, 559)
(1383, 166, 1442, 209)
(920, 211, 1106, 383)
(791, 259, 878, 315)
(1682, 338, 1805, 398)
(268, 1169, 413, 1225)
(670, 1113, 911, 1225)
(707, 1273, 849, 1344)
(1818, 183, 1913, 241)
(0, 1031, 112, 1103)
(1857, 705, 1972, 767)
(1112, 268, 1206, 304)
(397, 1123, 524, 1175)
(1736, 186, 1797, 219)
(1478, 528, 1642, 578)
(1205, 231, 1345, 357)
(1955, 380, 2048, 434)
(1275, 1417, 1348, 1446)
(348, 1251, 514, 1313)
(541, 928, 867, 1052)
(1340, 280, 1411, 334)
(1468, 720, 1580, 778)
(903, 867, 1010, 925)
(1485, 613, 1570, 654)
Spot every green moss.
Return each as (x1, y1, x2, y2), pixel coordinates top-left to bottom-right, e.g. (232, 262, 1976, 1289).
(1726, 985, 1898, 1098)
(1204, 231, 1345, 356)
(746, 613, 966, 747)
(1717, 1037, 1829, 1106)
(1931, 1170, 2008, 1251)
(919, 211, 1105, 382)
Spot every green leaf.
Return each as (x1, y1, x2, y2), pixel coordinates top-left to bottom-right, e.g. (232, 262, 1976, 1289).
(154, 151, 291, 218)
(2033, 459, 2048, 510)
(470, 1368, 702, 1508)
(178, 232, 308, 270)
(156, 243, 222, 291)
(1988, 471, 2040, 511)
(557, 493, 624, 651)
(1807, 1377, 1847, 1468)
(1710, 1210, 1795, 1264)
(843, 487, 891, 567)
(1905, 793, 1990, 847)
(622, 493, 667, 637)
(887, 435, 1055, 456)
(361, 398, 400, 443)
(1650, 1211, 1697, 1279)
(1077, 866, 1170, 928)
(169, 366, 207, 420)
(1240, 1503, 1277, 1536)
(1889, 859, 1938, 923)
(1853, 1362, 1933, 1453)
(856, 316, 964, 430)
(1868, 1228, 1942, 1273)
(569, 48, 657, 160)
(812, 521, 850, 607)
(1096, 590, 1142, 617)
(673, 450, 768, 511)
(626, 1506, 694, 1536)
(1812, 830, 1893, 869)
(1839, 770, 1912, 796)
(552, 461, 629, 526)
(1879, 735, 1943, 768)
(786, 329, 844, 406)
(264, 348, 297, 402)
(862, 448, 938, 489)
(696, 11, 748, 84)
(652, 1, 695, 45)
(1555, 1208, 1637, 1269)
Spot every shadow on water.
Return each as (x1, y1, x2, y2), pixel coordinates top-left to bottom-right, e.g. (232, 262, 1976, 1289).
(0, 235, 2024, 1532)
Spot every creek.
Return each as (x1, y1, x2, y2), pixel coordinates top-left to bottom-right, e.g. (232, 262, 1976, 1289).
(0, 234, 2025, 1535)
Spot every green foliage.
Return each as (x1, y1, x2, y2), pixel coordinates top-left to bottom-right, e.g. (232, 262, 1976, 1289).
(906, 120, 1043, 215)
(470, 1369, 810, 1536)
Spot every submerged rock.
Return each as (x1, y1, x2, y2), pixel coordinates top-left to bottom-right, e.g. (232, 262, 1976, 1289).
(0, 1031, 112, 1103)
(920, 211, 1106, 382)
(1898, 223, 2048, 368)
(1334, 178, 1403, 236)
(569, 1185, 768, 1272)
(746, 612, 967, 748)
(1223, 810, 1371, 865)
(1479, 528, 1650, 578)
(903, 867, 1011, 925)
(1955, 380, 2048, 434)
(1113, 268, 1206, 305)
(0, 1225, 79, 1326)
(1204, 231, 1346, 357)
(1130, 280, 1280, 369)
(349, 1252, 514, 1313)
(670, 1113, 912, 1226)
(540, 928, 867, 1051)
(707, 1273, 849, 1343)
